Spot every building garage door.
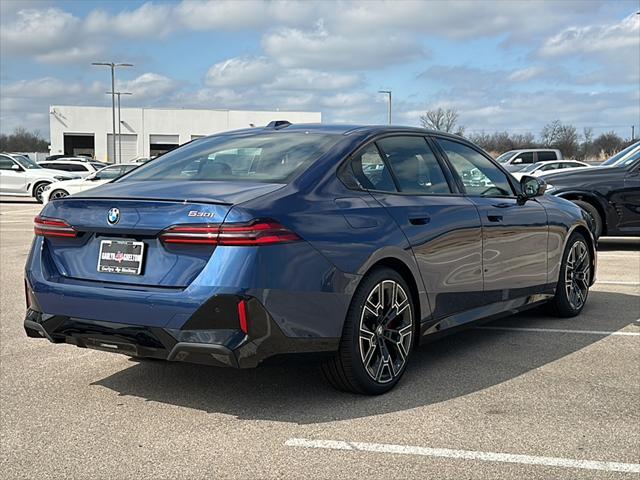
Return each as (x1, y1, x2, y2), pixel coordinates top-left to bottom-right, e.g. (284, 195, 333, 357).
(149, 134, 179, 157)
(107, 134, 138, 163)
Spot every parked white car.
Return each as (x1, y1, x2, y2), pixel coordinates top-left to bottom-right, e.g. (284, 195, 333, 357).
(0, 153, 79, 203)
(42, 163, 138, 204)
(496, 149, 563, 172)
(38, 159, 108, 179)
(511, 160, 590, 180)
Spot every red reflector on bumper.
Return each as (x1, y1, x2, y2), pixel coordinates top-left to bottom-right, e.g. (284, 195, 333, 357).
(238, 299, 248, 334)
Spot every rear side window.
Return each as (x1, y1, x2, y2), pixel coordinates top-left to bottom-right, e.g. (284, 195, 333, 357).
(349, 144, 397, 192)
(537, 151, 558, 161)
(43, 163, 70, 171)
(376, 136, 451, 194)
(67, 164, 89, 172)
(437, 139, 514, 197)
(122, 132, 342, 184)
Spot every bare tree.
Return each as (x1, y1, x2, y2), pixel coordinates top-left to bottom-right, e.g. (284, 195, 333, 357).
(419, 108, 464, 135)
(540, 121, 579, 158)
(0, 128, 49, 152)
(593, 131, 625, 157)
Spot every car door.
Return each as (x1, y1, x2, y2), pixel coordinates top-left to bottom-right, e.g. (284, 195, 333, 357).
(435, 138, 549, 302)
(615, 158, 640, 233)
(350, 135, 484, 320)
(0, 155, 26, 193)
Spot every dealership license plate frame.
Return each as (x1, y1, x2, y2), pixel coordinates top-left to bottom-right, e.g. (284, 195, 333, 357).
(97, 239, 145, 275)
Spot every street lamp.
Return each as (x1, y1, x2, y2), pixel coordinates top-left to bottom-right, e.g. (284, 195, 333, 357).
(92, 62, 133, 163)
(378, 90, 392, 125)
(106, 91, 132, 163)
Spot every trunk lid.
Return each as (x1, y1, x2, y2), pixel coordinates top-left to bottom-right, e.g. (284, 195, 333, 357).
(39, 181, 284, 287)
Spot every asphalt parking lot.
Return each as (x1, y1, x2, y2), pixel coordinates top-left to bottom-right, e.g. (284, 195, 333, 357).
(1, 198, 638, 479)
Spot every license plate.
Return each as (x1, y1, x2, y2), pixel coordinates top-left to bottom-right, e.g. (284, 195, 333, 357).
(97, 240, 145, 275)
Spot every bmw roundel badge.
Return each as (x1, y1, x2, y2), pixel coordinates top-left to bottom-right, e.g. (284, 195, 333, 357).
(107, 208, 120, 225)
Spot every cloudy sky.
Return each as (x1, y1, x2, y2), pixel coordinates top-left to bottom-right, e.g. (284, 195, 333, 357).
(1, 0, 638, 139)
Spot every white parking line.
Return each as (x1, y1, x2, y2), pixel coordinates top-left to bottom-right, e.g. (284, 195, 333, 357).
(475, 326, 640, 336)
(595, 281, 639, 286)
(0, 208, 40, 215)
(284, 438, 640, 474)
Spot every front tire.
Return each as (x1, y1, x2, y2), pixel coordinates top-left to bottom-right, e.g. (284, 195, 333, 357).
(48, 189, 69, 200)
(573, 200, 602, 239)
(32, 182, 50, 203)
(321, 267, 415, 395)
(547, 232, 592, 317)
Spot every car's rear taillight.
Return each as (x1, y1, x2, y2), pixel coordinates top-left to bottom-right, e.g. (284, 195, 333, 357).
(34, 216, 77, 238)
(159, 220, 301, 246)
(159, 225, 219, 244)
(218, 220, 301, 245)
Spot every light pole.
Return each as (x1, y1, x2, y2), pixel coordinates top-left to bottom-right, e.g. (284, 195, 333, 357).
(378, 90, 392, 125)
(106, 91, 132, 163)
(92, 62, 133, 163)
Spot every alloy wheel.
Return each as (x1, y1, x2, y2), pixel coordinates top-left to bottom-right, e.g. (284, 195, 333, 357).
(34, 184, 47, 202)
(50, 190, 68, 200)
(564, 240, 590, 310)
(359, 280, 413, 384)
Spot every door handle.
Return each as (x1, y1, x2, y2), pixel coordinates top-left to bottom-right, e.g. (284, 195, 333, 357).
(487, 215, 503, 222)
(409, 216, 430, 226)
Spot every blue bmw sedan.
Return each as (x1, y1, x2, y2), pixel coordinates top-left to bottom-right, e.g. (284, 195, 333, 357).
(24, 123, 595, 394)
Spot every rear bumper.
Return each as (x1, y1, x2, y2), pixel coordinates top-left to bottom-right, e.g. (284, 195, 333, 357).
(24, 300, 339, 369)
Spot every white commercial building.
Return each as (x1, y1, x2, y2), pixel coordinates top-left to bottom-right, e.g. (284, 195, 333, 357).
(49, 105, 322, 163)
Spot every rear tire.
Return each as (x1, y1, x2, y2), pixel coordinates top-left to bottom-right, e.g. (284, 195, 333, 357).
(547, 232, 592, 317)
(321, 267, 415, 395)
(573, 200, 602, 239)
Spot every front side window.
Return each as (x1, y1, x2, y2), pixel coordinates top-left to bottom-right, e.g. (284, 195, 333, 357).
(376, 136, 451, 194)
(94, 166, 124, 180)
(513, 152, 534, 164)
(539, 162, 560, 171)
(122, 132, 342, 184)
(496, 151, 516, 163)
(13, 155, 40, 170)
(0, 156, 15, 170)
(437, 139, 514, 197)
(349, 144, 397, 192)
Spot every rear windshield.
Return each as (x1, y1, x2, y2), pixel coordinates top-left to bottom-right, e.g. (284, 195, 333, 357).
(120, 132, 342, 184)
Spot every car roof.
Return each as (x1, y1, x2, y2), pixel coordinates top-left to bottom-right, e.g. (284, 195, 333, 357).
(209, 123, 467, 140)
(42, 158, 89, 163)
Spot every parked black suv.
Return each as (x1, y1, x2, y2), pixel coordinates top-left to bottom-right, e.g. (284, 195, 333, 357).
(541, 142, 640, 238)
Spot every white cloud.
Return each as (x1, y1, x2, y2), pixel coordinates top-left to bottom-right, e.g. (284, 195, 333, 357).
(205, 57, 279, 87)
(117, 73, 180, 99)
(539, 13, 639, 57)
(263, 23, 425, 70)
(508, 67, 546, 82)
(85, 2, 174, 38)
(0, 8, 80, 56)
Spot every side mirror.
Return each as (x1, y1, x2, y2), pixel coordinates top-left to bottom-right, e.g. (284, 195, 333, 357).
(520, 175, 547, 200)
(11, 164, 22, 171)
(512, 158, 523, 164)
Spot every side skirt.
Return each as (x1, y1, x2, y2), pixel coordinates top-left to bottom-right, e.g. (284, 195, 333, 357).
(418, 290, 555, 344)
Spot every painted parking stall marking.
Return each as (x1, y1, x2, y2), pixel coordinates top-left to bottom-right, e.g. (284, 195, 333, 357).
(474, 326, 640, 336)
(285, 438, 640, 474)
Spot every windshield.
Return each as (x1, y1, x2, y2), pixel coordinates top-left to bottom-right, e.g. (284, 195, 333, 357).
(13, 155, 41, 169)
(612, 149, 640, 168)
(600, 142, 640, 166)
(495, 151, 516, 163)
(121, 132, 342, 184)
